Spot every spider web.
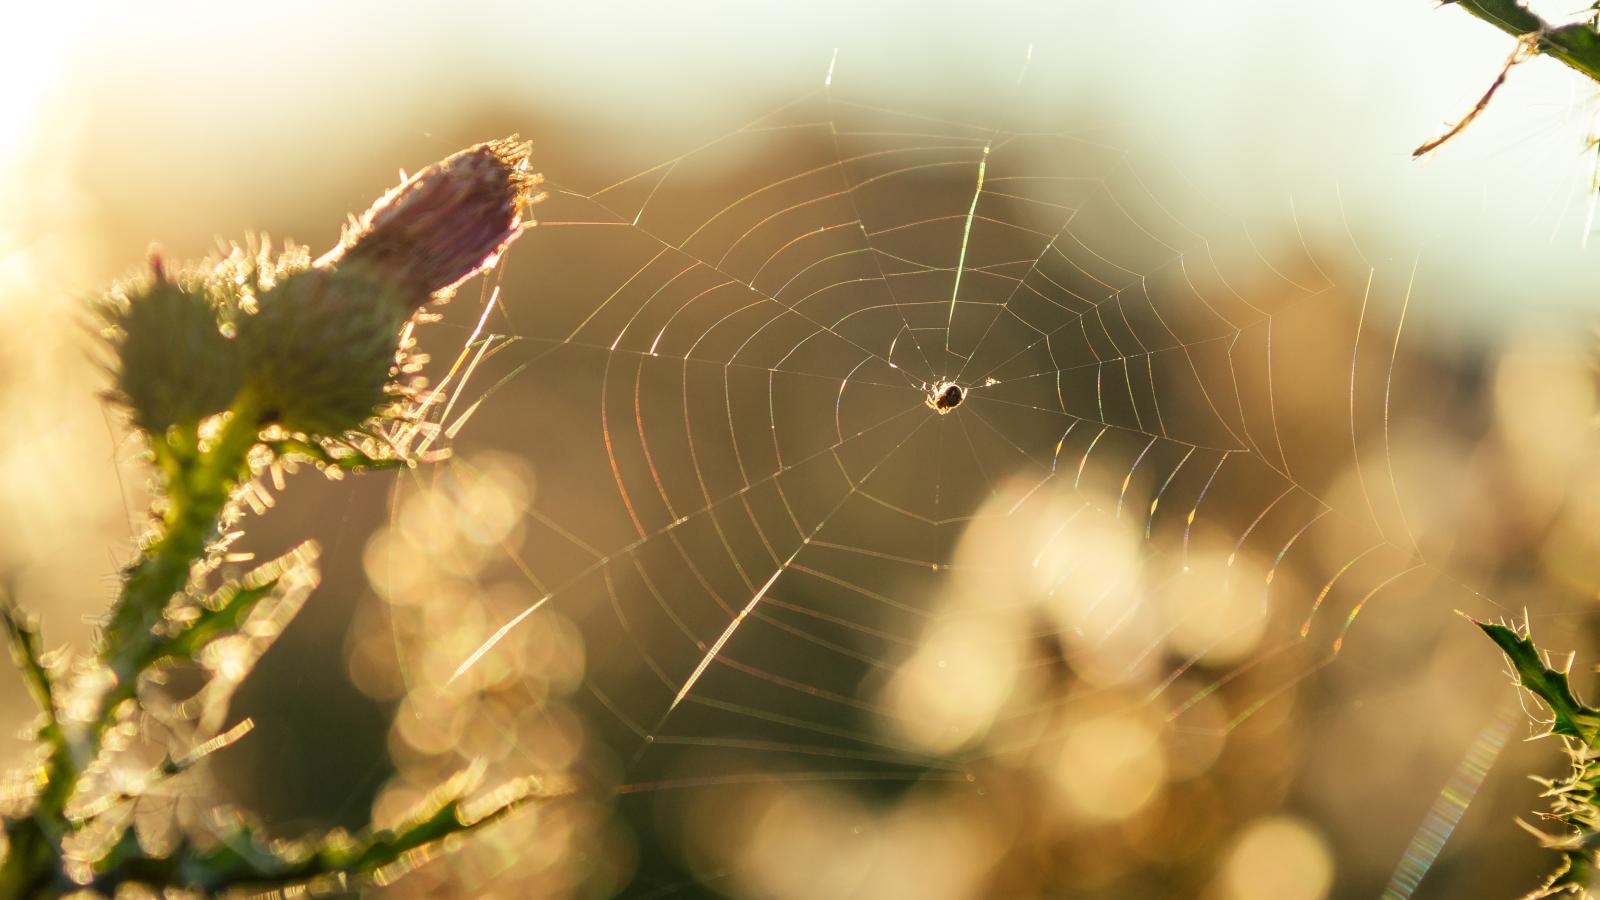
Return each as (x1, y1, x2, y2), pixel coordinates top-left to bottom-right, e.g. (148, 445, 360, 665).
(421, 74, 1491, 894)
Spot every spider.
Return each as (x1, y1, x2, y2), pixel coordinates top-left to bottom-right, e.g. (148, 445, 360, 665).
(925, 379, 965, 414)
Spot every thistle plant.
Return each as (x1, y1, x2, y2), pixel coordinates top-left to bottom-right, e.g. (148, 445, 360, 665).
(1405, 4, 1600, 895)
(0, 138, 558, 895)
(1472, 621, 1600, 897)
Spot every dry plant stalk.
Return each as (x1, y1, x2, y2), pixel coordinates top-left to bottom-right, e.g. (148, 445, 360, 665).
(0, 138, 557, 895)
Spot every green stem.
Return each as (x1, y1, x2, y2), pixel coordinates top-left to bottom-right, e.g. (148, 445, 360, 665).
(1450, 0, 1600, 86)
(1534, 739, 1600, 893)
(0, 818, 58, 897)
(0, 394, 266, 892)
(41, 392, 265, 820)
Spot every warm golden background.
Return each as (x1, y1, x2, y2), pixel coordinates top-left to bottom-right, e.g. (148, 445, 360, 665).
(7, 2, 1600, 898)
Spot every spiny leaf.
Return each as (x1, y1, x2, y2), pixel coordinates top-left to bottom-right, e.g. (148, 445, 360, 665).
(265, 437, 409, 473)
(68, 720, 258, 826)
(0, 600, 56, 721)
(1475, 619, 1600, 741)
(1476, 620, 1600, 898)
(137, 543, 319, 671)
(0, 598, 71, 811)
(87, 767, 568, 893)
(155, 581, 277, 668)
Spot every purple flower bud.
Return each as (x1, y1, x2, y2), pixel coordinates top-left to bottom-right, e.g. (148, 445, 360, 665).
(326, 137, 540, 307)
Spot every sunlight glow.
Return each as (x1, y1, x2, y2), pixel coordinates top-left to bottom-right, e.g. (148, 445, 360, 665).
(0, 9, 75, 161)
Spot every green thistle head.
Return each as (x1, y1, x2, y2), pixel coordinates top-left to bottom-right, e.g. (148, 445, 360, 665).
(236, 262, 410, 436)
(101, 254, 242, 436)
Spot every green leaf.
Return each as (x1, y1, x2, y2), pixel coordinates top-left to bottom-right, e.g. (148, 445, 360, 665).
(1475, 619, 1600, 741)
(266, 437, 408, 473)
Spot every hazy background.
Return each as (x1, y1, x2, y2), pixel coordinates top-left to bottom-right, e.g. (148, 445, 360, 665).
(5, 2, 1600, 897)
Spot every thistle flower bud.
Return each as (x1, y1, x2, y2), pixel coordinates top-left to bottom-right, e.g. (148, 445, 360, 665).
(230, 140, 539, 436)
(103, 255, 242, 435)
(236, 264, 408, 435)
(326, 137, 539, 307)
(100, 140, 537, 442)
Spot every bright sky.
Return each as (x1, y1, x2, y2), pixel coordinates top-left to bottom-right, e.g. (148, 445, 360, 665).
(3, 0, 1599, 328)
